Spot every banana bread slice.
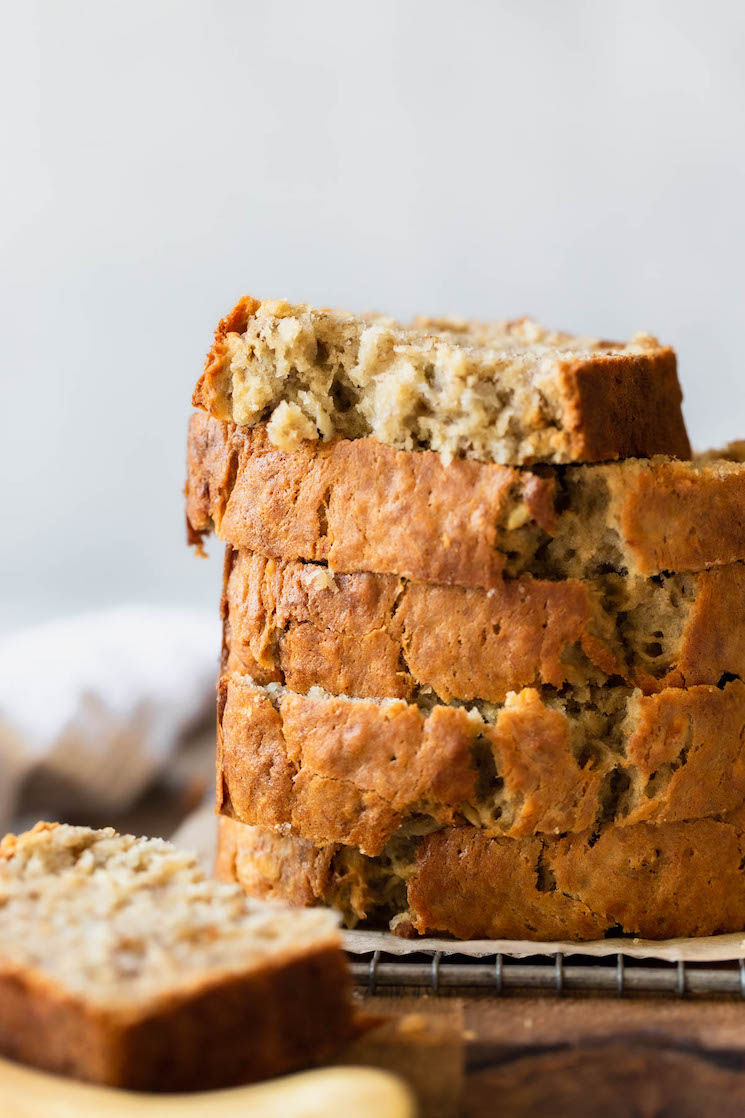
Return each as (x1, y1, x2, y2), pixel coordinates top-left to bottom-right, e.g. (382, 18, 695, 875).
(192, 296, 689, 465)
(187, 413, 745, 586)
(0, 823, 353, 1090)
(222, 547, 745, 703)
(217, 811, 745, 942)
(217, 672, 745, 856)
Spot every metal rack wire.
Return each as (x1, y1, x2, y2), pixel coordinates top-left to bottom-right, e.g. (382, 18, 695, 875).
(350, 950, 745, 998)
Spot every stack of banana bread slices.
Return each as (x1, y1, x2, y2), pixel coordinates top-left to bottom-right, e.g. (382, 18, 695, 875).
(187, 296, 745, 942)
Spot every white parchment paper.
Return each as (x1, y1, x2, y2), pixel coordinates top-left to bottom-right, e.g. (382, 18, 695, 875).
(342, 928, 745, 963)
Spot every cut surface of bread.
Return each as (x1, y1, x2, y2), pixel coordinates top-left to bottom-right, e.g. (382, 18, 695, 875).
(192, 297, 689, 465)
(217, 672, 745, 856)
(0, 823, 352, 1090)
(222, 547, 745, 703)
(187, 413, 745, 585)
(218, 811, 745, 942)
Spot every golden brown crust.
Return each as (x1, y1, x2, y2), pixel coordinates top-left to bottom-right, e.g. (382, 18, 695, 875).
(192, 296, 261, 422)
(217, 674, 745, 855)
(663, 563, 745, 689)
(221, 548, 611, 702)
(219, 808, 745, 942)
(558, 349, 689, 462)
(616, 462, 745, 576)
(409, 812, 745, 940)
(0, 946, 353, 1089)
(186, 412, 548, 588)
(186, 413, 745, 584)
(216, 815, 340, 911)
(221, 548, 745, 702)
(184, 411, 235, 556)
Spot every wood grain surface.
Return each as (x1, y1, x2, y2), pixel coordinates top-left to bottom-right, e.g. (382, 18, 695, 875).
(346, 992, 745, 1117)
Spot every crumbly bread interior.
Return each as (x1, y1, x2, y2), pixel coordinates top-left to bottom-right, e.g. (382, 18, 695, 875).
(0, 823, 339, 1009)
(498, 455, 745, 580)
(517, 570, 699, 687)
(615, 573, 695, 678)
(209, 300, 664, 464)
(303, 832, 417, 929)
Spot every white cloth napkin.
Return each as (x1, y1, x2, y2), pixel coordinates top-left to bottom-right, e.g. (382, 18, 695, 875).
(0, 605, 218, 831)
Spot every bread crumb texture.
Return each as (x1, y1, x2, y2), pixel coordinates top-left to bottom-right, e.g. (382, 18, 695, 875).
(0, 822, 339, 1009)
(192, 297, 689, 465)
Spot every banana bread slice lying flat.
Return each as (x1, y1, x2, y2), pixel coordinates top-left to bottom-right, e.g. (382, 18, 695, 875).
(222, 547, 745, 703)
(187, 413, 745, 586)
(0, 823, 353, 1090)
(217, 811, 745, 942)
(192, 296, 689, 465)
(217, 673, 745, 855)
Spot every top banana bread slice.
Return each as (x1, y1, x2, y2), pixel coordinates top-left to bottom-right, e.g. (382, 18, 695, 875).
(187, 413, 745, 586)
(192, 296, 690, 465)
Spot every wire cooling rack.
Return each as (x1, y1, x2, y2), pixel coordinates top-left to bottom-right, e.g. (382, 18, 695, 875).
(350, 951, 745, 998)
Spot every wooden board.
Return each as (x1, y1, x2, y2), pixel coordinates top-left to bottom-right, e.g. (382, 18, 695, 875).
(345, 992, 745, 1117)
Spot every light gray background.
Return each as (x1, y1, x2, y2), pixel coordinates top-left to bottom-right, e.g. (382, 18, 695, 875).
(2, 0, 744, 633)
